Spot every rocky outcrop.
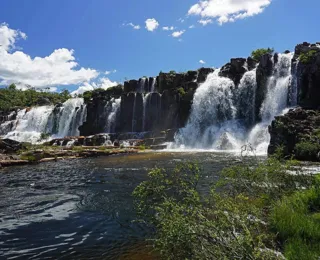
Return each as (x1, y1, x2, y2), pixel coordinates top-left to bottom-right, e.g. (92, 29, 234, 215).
(268, 108, 320, 160)
(219, 58, 248, 86)
(255, 53, 274, 121)
(0, 139, 23, 153)
(293, 42, 320, 108)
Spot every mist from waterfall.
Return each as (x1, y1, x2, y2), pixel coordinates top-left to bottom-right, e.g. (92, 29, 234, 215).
(171, 53, 295, 154)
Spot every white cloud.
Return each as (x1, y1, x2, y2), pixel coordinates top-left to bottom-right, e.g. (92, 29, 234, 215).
(178, 18, 185, 23)
(0, 22, 27, 51)
(145, 18, 159, 32)
(172, 30, 186, 38)
(199, 19, 213, 26)
(71, 82, 94, 96)
(123, 22, 141, 30)
(199, 60, 206, 64)
(188, 0, 272, 25)
(105, 69, 117, 75)
(163, 26, 175, 31)
(0, 23, 99, 90)
(71, 77, 118, 96)
(189, 25, 195, 29)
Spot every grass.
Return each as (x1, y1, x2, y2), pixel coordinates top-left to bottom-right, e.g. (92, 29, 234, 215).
(271, 184, 320, 259)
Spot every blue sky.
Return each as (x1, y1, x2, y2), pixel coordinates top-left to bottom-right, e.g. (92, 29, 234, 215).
(0, 0, 319, 94)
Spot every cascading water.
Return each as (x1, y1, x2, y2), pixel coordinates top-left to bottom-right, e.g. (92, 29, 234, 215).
(105, 98, 121, 133)
(4, 106, 54, 143)
(1, 98, 87, 143)
(247, 53, 294, 153)
(142, 93, 150, 132)
(171, 53, 296, 154)
(150, 77, 156, 92)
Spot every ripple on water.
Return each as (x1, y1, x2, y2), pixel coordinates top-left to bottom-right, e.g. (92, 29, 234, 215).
(0, 152, 266, 259)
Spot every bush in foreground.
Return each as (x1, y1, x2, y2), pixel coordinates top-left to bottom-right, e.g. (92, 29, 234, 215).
(133, 158, 319, 259)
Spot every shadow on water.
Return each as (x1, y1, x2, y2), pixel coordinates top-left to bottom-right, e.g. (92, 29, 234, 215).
(0, 152, 264, 259)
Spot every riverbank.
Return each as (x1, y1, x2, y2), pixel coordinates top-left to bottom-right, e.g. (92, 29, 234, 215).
(0, 145, 140, 168)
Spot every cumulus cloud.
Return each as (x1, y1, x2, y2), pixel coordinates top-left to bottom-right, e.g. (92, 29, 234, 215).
(199, 19, 213, 26)
(172, 30, 186, 38)
(71, 77, 118, 96)
(188, 0, 272, 25)
(199, 60, 206, 64)
(163, 26, 175, 31)
(0, 22, 27, 51)
(0, 23, 99, 90)
(189, 25, 195, 29)
(145, 18, 159, 31)
(123, 22, 141, 30)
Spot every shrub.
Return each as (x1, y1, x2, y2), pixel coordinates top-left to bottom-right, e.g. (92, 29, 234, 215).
(295, 141, 320, 161)
(299, 50, 318, 64)
(133, 159, 318, 259)
(40, 133, 50, 141)
(177, 87, 186, 97)
(251, 48, 274, 61)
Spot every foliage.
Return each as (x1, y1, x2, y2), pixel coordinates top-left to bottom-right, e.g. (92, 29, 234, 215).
(133, 157, 319, 259)
(40, 133, 50, 141)
(295, 140, 320, 161)
(271, 181, 320, 259)
(177, 87, 186, 97)
(299, 50, 319, 64)
(138, 144, 147, 150)
(0, 84, 71, 111)
(251, 48, 274, 61)
(82, 85, 123, 103)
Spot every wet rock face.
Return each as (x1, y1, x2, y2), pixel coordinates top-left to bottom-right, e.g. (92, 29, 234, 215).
(268, 107, 320, 159)
(255, 53, 274, 121)
(197, 68, 214, 83)
(219, 58, 248, 86)
(293, 42, 320, 109)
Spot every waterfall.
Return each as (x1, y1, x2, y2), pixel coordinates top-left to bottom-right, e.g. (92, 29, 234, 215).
(4, 106, 54, 143)
(132, 93, 137, 132)
(171, 53, 295, 154)
(151, 77, 156, 92)
(247, 53, 294, 153)
(142, 93, 150, 132)
(105, 98, 121, 133)
(139, 78, 146, 93)
(55, 98, 86, 137)
(2, 98, 87, 143)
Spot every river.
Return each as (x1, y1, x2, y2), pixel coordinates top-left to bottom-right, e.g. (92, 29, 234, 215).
(0, 152, 273, 259)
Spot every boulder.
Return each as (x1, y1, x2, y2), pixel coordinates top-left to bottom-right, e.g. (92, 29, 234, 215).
(197, 67, 214, 83)
(219, 58, 248, 86)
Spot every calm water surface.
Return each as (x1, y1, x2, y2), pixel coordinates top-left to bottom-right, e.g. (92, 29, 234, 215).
(0, 152, 261, 259)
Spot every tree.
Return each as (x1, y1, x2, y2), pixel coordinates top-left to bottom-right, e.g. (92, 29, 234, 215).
(251, 48, 274, 61)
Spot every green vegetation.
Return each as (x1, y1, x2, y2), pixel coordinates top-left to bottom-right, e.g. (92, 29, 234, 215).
(177, 87, 186, 97)
(251, 48, 274, 61)
(0, 84, 71, 111)
(133, 156, 320, 259)
(40, 133, 51, 141)
(295, 140, 320, 161)
(82, 85, 123, 103)
(299, 49, 319, 64)
(271, 183, 320, 259)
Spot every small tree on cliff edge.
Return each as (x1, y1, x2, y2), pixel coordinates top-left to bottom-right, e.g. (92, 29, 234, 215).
(251, 48, 274, 61)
